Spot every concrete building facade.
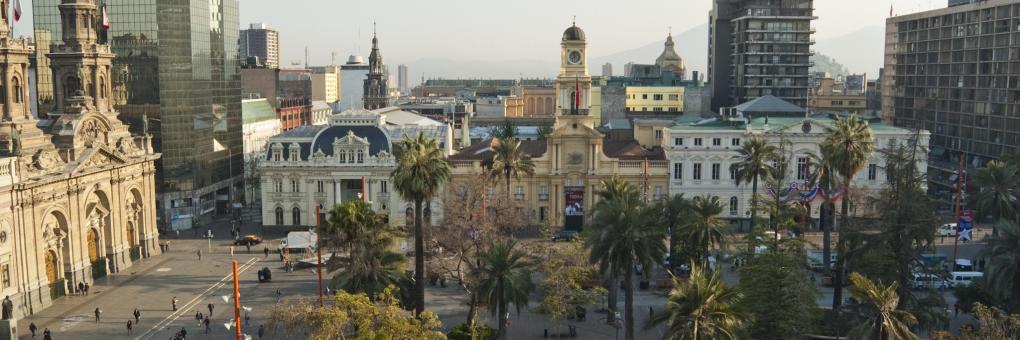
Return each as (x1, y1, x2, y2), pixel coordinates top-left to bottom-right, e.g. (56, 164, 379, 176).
(240, 23, 280, 69)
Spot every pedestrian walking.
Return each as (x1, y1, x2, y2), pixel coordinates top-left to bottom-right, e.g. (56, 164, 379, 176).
(126, 320, 133, 335)
(258, 324, 265, 339)
(94, 306, 102, 322)
(263, 246, 269, 258)
(246, 244, 251, 253)
(84, 283, 90, 295)
(197, 249, 202, 260)
(28, 322, 36, 337)
(134, 308, 141, 323)
(179, 327, 187, 339)
(77, 282, 84, 296)
(172, 296, 178, 311)
(42, 328, 51, 340)
(175, 229, 180, 238)
(244, 311, 250, 327)
(229, 246, 234, 257)
(207, 303, 214, 316)
(203, 317, 210, 334)
(275, 289, 282, 303)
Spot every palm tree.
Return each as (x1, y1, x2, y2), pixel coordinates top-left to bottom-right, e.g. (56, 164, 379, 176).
(847, 273, 919, 340)
(483, 138, 535, 201)
(732, 137, 778, 232)
(392, 132, 451, 316)
(822, 114, 875, 316)
(324, 200, 377, 256)
(472, 240, 534, 339)
(983, 221, 1020, 311)
(587, 177, 668, 340)
(659, 194, 690, 274)
(679, 195, 728, 268)
(970, 160, 1020, 224)
(807, 150, 841, 276)
(329, 244, 408, 300)
(649, 263, 745, 340)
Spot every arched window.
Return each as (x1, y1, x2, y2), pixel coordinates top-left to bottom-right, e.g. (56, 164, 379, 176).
(292, 207, 301, 225)
(347, 150, 354, 163)
(275, 207, 284, 225)
(99, 77, 106, 98)
(11, 77, 20, 103)
(729, 197, 739, 215)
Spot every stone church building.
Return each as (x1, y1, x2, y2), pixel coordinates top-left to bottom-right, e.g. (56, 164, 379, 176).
(0, 0, 159, 318)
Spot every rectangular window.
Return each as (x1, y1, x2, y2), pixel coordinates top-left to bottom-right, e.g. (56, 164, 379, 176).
(1, 264, 8, 288)
(539, 186, 549, 201)
(694, 138, 703, 146)
(655, 130, 663, 139)
(797, 157, 809, 180)
(730, 165, 737, 180)
(668, 94, 679, 101)
(673, 163, 683, 180)
(515, 185, 525, 200)
(674, 137, 683, 146)
(868, 164, 878, 181)
(316, 181, 324, 193)
(380, 180, 388, 193)
(693, 163, 702, 180)
(292, 180, 299, 192)
(654, 186, 663, 201)
(642, 94, 648, 99)
(653, 107, 664, 112)
(731, 138, 741, 146)
(711, 163, 721, 180)
(653, 94, 663, 100)
(275, 180, 283, 192)
(712, 138, 722, 146)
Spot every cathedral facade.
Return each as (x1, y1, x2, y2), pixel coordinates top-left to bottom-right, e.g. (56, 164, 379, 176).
(0, 0, 159, 318)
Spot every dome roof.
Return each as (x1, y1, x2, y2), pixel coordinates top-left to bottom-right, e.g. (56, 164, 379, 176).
(562, 25, 585, 41)
(310, 125, 391, 157)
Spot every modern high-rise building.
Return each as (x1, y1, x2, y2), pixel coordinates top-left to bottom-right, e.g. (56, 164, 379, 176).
(310, 65, 342, 105)
(883, 0, 1020, 199)
(602, 62, 613, 77)
(240, 23, 280, 69)
(339, 56, 369, 112)
(709, 0, 816, 111)
(398, 64, 409, 95)
(33, 0, 243, 228)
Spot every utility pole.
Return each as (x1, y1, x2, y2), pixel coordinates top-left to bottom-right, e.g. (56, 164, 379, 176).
(315, 206, 324, 306)
(232, 260, 242, 340)
(951, 156, 964, 265)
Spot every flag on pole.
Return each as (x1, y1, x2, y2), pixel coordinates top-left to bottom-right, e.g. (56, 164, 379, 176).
(13, 0, 21, 22)
(102, 1, 110, 29)
(889, 5, 893, 17)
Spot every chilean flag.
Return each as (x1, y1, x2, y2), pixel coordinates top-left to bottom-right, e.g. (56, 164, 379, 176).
(102, 1, 110, 29)
(12, 0, 21, 23)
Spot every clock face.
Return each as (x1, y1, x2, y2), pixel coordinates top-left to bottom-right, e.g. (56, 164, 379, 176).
(568, 50, 582, 65)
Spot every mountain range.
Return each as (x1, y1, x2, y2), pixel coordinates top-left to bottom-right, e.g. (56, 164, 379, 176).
(405, 24, 886, 81)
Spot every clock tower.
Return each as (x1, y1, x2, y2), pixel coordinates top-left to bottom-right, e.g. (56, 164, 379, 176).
(556, 21, 591, 116)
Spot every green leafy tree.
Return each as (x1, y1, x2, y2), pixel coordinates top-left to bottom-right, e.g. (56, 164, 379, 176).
(969, 160, 1020, 224)
(650, 263, 746, 340)
(847, 273, 918, 340)
(822, 114, 876, 318)
(679, 195, 728, 268)
(658, 194, 690, 274)
(483, 138, 535, 202)
(392, 132, 451, 316)
(532, 239, 605, 336)
(587, 176, 667, 340)
(267, 286, 446, 340)
(325, 201, 409, 300)
(984, 221, 1020, 312)
(732, 137, 778, 233)
(489, 119, 518, 140)
(472, 240, 535, 339)
(739, 252, 819, 339)
(932, 303, 1020, 340)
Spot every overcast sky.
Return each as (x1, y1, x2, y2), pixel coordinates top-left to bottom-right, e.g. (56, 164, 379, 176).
(16, 0, 946, 72)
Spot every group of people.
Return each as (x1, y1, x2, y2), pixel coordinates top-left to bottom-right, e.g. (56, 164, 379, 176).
(27, 322, 51, 339)
(75, 282, 91, 296)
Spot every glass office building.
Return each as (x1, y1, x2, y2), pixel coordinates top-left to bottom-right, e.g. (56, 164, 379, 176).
(33, 0, 243, 227)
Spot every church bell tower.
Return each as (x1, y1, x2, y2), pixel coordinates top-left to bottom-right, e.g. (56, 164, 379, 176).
(363, 26, 389, 110)
(0, 0, 52, 157)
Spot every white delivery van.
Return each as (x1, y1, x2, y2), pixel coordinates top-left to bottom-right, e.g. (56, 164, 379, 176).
(949, 271, 983, 287)
(937, 223, 957, 237)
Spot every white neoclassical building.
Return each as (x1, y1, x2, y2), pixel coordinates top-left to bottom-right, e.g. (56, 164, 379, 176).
(666, 109, 929, 229)
(259, 108, 451, 230)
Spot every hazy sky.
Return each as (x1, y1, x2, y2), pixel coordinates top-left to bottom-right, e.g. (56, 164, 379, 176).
(15, 0, 947, 74)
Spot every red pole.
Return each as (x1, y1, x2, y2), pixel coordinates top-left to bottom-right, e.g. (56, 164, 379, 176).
(952, 156, 963, 266)
(315, 206, 324, 306)
(361, 176, 367, 201)
(232, 260, 242, 340)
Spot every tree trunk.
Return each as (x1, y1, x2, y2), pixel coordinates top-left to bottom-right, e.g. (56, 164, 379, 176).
(821, 201, 832, 276)
(624, 264, 635, 340)
(466, 290, 478, 330)
(832, 185, 850, 335)
(414, 199, 426, 317)
(607, 273, 619, 323)
(750, 176, 759, 233)
(497, 281, 507, 339)
(668, 223, 677, 275)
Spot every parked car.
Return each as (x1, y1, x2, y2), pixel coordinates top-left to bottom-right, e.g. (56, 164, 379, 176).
(937, 223, 957, 237)
(551, 230, 579, 242)
(954, 258, 974, 272)
(909, 273, 949, 290)
(234, 234, 263, 246)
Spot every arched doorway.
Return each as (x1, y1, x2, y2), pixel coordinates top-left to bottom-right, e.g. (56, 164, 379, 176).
(85, 190, 112, 276)
(87, 228, 105, 279)
(126, 222, 136, 247)
(44, 249, 65, 299)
